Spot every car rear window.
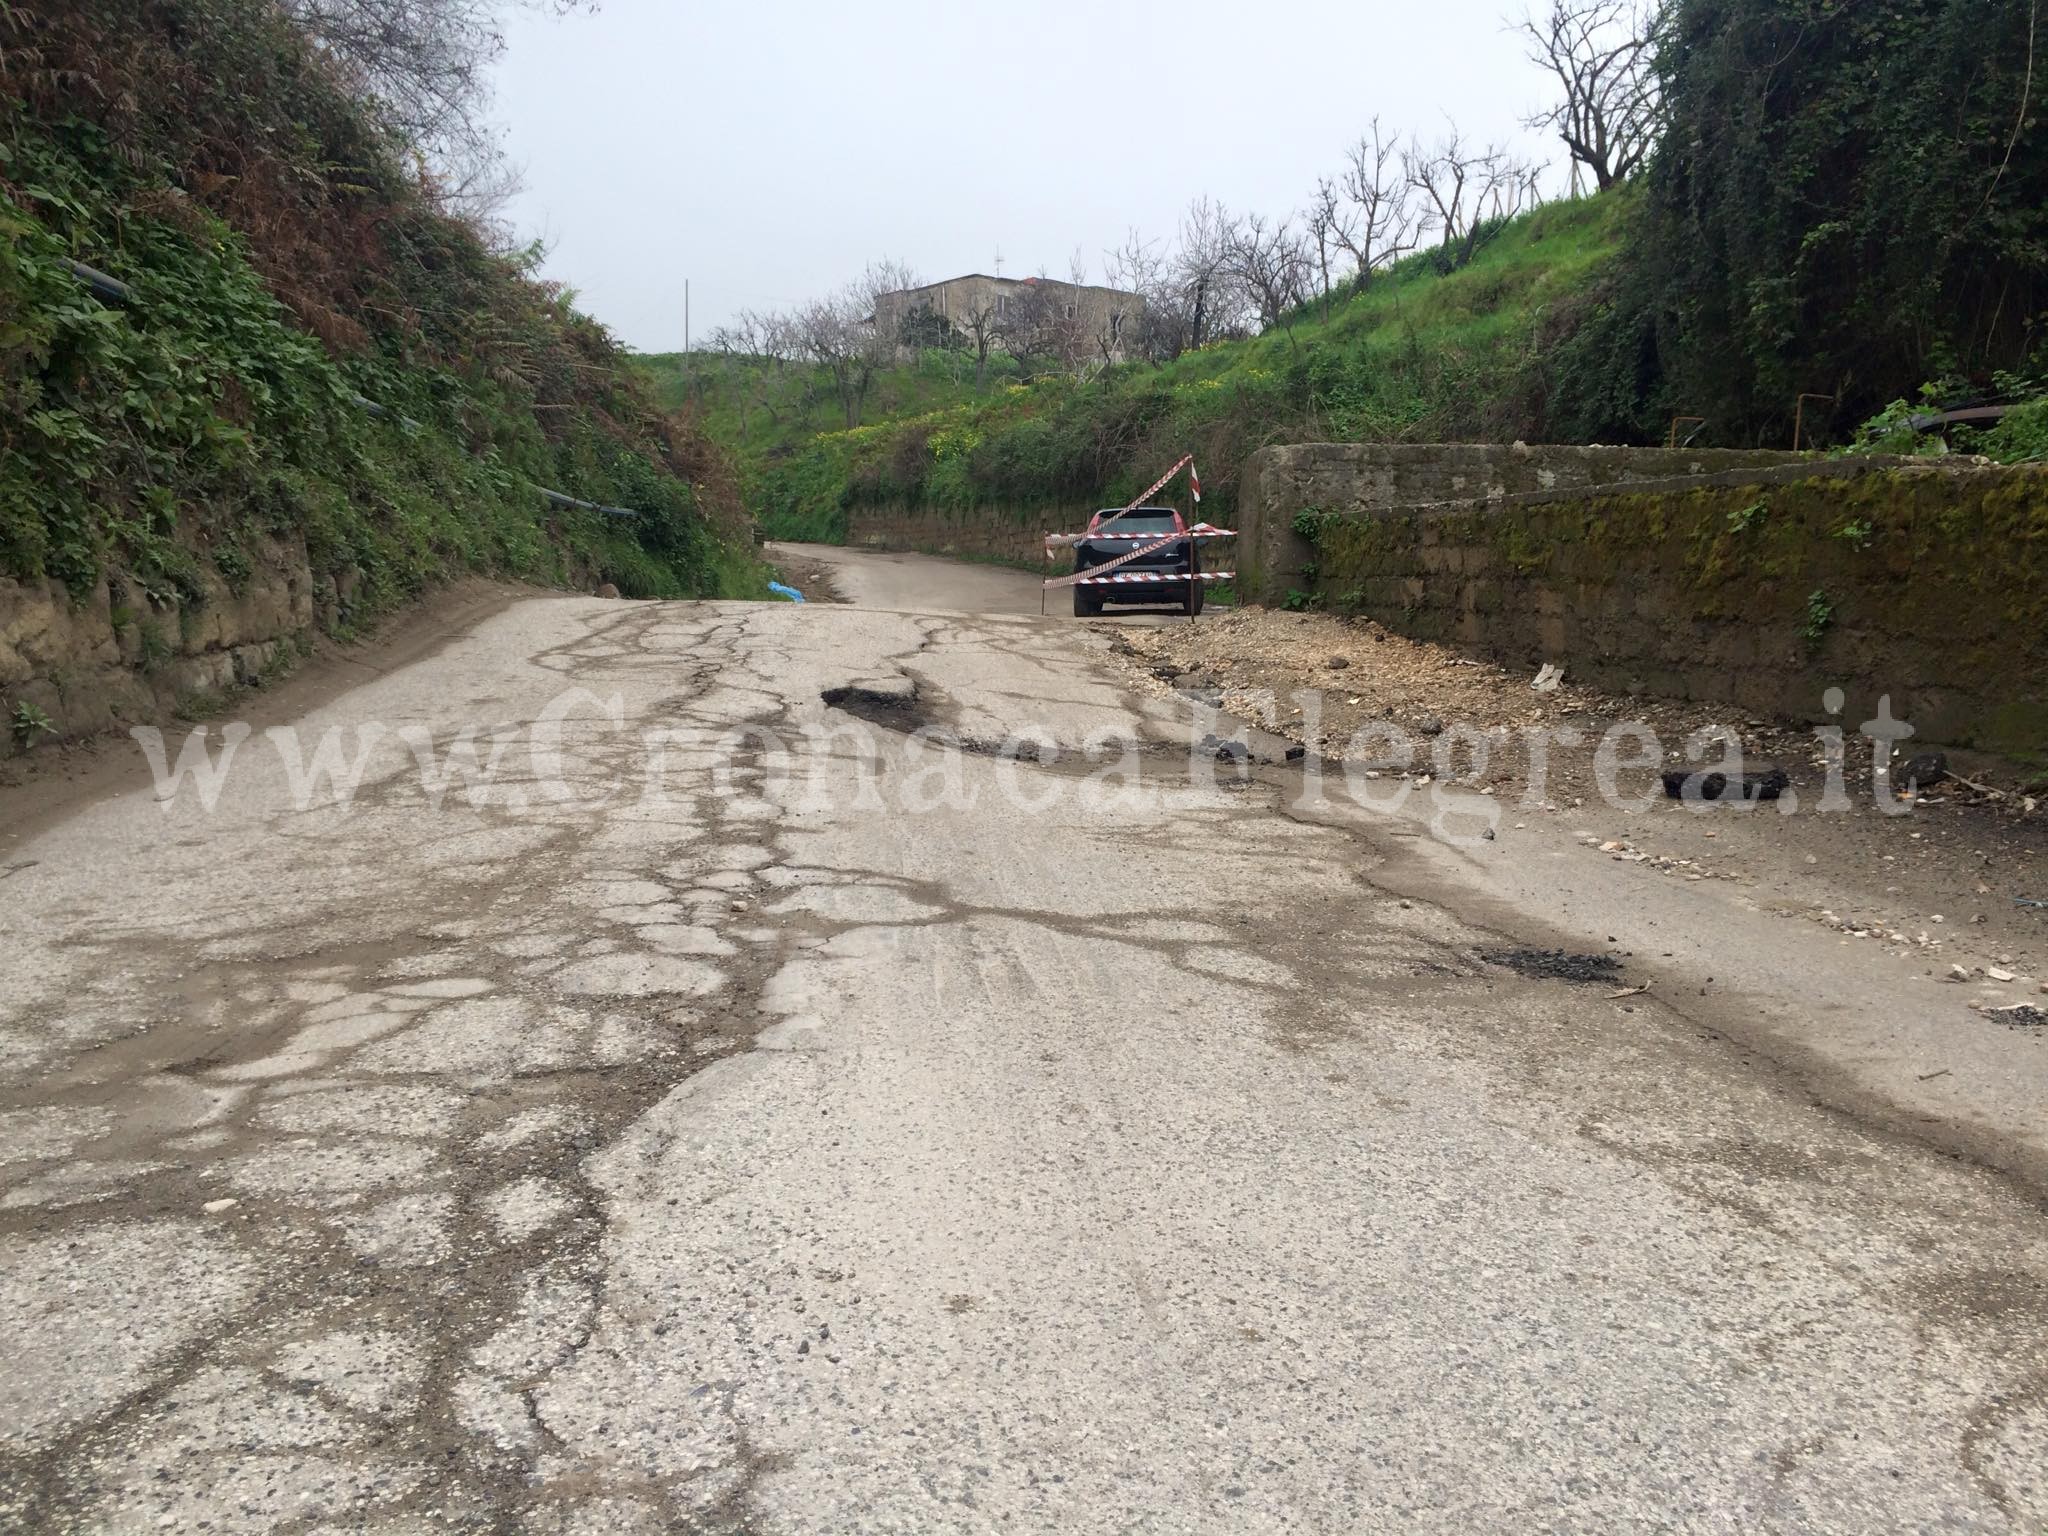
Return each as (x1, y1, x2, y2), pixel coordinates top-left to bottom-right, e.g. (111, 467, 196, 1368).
(1093, 511, 1179, 533)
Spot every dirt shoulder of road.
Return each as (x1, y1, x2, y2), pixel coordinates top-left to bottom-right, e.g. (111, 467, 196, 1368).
(763, 547, 849, 605)
(1103, 605, 2048, 1012)
(0, 578, 539, 850)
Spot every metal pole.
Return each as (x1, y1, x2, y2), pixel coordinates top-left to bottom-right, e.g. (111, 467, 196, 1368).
(1794, 393, 1835, 451)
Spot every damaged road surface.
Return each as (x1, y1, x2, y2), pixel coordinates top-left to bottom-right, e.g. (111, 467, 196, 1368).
(2, 594, 2047, 1533)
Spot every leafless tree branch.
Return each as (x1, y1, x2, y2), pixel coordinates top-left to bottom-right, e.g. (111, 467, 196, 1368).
(1404, 124, 1543, 269)
(280, 0, 596, 222)
(1516, 0, 1664, 192)
(790, 259, 920, 428)
(1333, 117, 1423, 287)
(1224, 210, 1313, 339)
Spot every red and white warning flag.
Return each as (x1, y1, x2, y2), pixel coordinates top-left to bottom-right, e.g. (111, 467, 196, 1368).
(1093, 455, 1194, 529)
(1190, 462, 1201, 502)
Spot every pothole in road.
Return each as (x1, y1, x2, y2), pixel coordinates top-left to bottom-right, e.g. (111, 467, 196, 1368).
(819, 680, 1055, 761)
(820, 681, 929, 731)
(821, 675, 1284, 773)
(1478, 946, 1626, 985)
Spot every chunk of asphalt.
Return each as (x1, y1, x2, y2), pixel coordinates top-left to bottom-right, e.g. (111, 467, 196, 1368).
(1660, 766, 1790, 803)
(1987, 1005, 2047, 1030)
(1896, 752, 1949, 794)
(1478, 947, 1626, 985)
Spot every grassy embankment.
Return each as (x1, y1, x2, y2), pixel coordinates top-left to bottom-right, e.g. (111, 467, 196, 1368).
(1, 0, 768, 655)
(644, 193, 1631, 543)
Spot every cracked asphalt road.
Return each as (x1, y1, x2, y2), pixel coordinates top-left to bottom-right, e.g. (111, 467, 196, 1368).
(2, 563, 2046, 1532)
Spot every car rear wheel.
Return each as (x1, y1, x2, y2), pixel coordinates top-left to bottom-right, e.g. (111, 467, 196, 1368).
(1074, 584, 1103, 617)
(1184, 579, 1204, 617)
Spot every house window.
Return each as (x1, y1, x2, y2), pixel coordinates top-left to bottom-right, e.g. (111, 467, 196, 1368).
(1111, 311, 1123, 340)
(996, 293, 1007, 319)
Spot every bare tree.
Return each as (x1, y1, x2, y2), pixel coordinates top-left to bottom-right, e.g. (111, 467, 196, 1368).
(788, 299, 868, 430)
(1174, 197, 1252, 350)
(1007, 273, 1093, 377)
(792, 260, 919, 428)
(1102, 229, 1165, 306)
(1102, 229, 1195, 363)
(1518, 0, 1663, 191)
(1061, 246, 1132, 367)
(1333, 117, 1422, 287)
(1225, 211, 1313, 338)
(862, 259, 922, 308)
(1404, 125, 1542, 270)
(1086, 293, 1141, 370)
(281, 0, 595, 217)
(957, 293, 1005, 390)
(704, 309, 797, 441)
(427, 132, 525, 229)
(1306, 179, 1355, 320)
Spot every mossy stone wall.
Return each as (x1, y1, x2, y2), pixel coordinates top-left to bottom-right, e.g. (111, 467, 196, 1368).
(1300, 463, 2048, 760)
(1235, 443, 1812, 597)
(844, 501, 1104, 571)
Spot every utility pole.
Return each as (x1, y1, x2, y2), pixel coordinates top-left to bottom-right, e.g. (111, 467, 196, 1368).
(994, 246, 1004, 279)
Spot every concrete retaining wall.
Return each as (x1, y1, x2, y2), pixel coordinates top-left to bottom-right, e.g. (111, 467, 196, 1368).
(1290, 458, 2048, 757)
(1236, 443, 1813, 599)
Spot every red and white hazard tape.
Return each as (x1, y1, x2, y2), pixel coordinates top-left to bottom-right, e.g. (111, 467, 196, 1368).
(1042, 530, 1183, 589)
(1046, 456, 1206, 553)
(1074, 570, 1237, 586)
(1042, 455, 1232, 589)
(1109, 455, 1198, 521)
(1058, 521, 1237, 544)
(1043, 524, 1239, 589)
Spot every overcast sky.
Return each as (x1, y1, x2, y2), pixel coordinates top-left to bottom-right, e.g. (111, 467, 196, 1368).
(493, 0, 1557, 352)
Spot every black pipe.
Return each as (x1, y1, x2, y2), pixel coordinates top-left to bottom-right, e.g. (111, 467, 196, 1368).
(65, 259, 135, 304)
(538, 487, 638, 519)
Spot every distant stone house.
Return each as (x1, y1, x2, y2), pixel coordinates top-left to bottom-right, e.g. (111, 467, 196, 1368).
(872, 274, 1145, 365)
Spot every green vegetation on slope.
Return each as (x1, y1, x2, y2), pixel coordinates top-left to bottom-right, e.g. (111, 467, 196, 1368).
(709, 194, 1628, 542)
(1, 0, 765, 631)
(638, 346, 1027, 471)
(672, 0, 2046, 543)
(1545, 0, 2048, 446)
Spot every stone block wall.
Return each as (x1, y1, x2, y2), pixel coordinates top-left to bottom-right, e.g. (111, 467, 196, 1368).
(845, 502, 1097, 570)
(1295, 460, 2048, 758)
(1236, 442, 1814, 599)
(0, 533, 361, 761)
